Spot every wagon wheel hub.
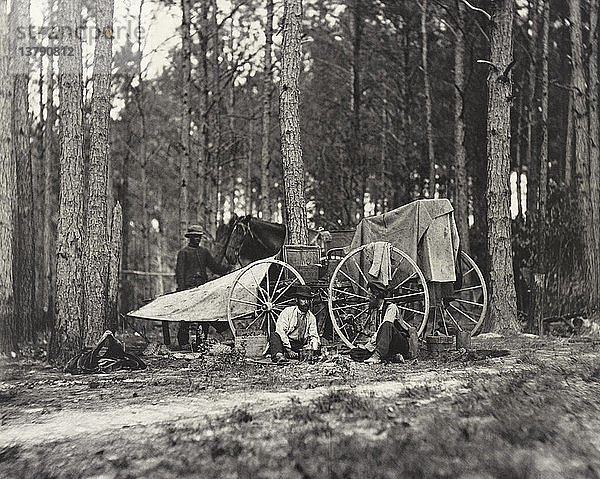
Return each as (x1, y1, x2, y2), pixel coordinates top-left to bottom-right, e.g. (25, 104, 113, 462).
(262, 301, 274, 312)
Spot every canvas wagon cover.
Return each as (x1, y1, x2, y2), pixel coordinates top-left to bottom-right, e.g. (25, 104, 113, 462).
(350, 199, 460, 282)
(127, 261, 272, 322)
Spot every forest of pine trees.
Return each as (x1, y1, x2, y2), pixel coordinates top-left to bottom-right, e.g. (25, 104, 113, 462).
(0, 0, 599, 361)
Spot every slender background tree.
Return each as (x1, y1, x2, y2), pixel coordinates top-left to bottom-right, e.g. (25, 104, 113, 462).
(83, 0, 115, 346)
(280, 0, 308, 244)
(11, 0, 35, 342)
(49, 0, 85, 364)
(0, 0, 15, 355)
(260, 0, 274, 221)
(485, 0, 519, 332)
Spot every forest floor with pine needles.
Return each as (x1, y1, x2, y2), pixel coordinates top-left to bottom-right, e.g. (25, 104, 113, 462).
(1, 332, 600, 478)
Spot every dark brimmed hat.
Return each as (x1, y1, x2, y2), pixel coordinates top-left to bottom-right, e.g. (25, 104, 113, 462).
(185, 224, 205, 237)
(295, 285, 314, 298)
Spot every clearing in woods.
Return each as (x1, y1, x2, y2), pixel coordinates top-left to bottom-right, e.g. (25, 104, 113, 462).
(1, 333, 600, 478)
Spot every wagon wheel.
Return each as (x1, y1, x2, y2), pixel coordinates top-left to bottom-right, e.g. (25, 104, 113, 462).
(227, 259, 305, 340)
(328, 243, 430, 349)
(433, 251, 488, 336)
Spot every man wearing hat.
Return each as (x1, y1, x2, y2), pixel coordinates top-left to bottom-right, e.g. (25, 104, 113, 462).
(171, 224, 230, 348)
(269, 285, 320, 363)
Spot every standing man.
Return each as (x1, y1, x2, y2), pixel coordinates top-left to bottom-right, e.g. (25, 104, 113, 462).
(170, 224, 230, 348)
(269, 285, 320, 363)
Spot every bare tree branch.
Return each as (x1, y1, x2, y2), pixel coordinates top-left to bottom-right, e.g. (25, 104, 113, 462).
(461, 0, 491, 21)
(477, 59, 497, 70)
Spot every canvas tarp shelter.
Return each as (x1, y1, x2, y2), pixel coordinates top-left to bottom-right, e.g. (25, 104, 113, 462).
(127, 260, 272, 322)
(350, 199, 460, 282)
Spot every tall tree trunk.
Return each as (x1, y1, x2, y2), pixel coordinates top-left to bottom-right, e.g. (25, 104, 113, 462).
(531, 0, 550, 334)
(195, 132, 205, 225)
(11, 0, 35, 342)
(210, 0, 221, 235)
(118, 129, 131, 294)
(180, 0, 191, 244)
(280, 0, 308, 244)
(421, 0, 436, 197)
(42, 55, 58, 329)
(565, 90, 574, 186)
(0, 0, 15, 355)
(514, 92, 523, 219)
(194, 5, 206, 226)
(140, 150, 150, 300)
(227, 20, 236, 222)
(485, 0, 519, 332)
(107, 202, 122, 332)
(454, 0, 469, 253)
(50, 0, 85, 364)
(246, 121, 254, 215)
(155, 191, 165, 296)
(260, 0, 274, 221)
(394, 24, 412, 207)
(34, 59, 45, 329)
(117, 118, 132, 315)
(84, 0, 114, 346)
(198, 2, 210, 229)
(137, 0, 150, 299)
(379, 100, 388, 214)
(352, 0, 363, 221)
(569, 0, 594, 307)
(525, 0, 540, 219)
(588, 0, 600, 307)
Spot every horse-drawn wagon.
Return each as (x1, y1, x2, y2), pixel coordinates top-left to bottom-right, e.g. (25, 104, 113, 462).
(128, 199, 488, 350)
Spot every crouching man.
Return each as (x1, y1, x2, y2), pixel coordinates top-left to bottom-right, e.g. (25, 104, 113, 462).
(362, 281, 410, 364)
(269, 285, 320, 363)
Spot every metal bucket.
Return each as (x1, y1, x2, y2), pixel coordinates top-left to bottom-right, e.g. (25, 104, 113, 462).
(456, 331, 472, 350)
(426, 335, 454, 354)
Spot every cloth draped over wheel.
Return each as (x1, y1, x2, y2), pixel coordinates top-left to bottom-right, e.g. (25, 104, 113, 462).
(350, 199, 460, 282)
(127, 260, 272, 322)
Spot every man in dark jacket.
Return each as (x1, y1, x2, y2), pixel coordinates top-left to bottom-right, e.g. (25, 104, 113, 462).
(172, 224, 230, 348)
(362, 281, 410, 363)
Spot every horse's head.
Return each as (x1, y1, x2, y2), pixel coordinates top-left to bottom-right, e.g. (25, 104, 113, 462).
(214, 214, 241, 263)
(224, 216, 251, 266)
(217, 215, 287, 267)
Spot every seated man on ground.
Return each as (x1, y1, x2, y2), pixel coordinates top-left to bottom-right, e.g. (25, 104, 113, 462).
(362, 281, 411, 364)
(269, 285, 320, 363)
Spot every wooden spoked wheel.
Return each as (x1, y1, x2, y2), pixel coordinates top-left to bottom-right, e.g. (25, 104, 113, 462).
(433, 251, 488, 336)
(226, 259, 305, 339)
(328, 243, 430, 348)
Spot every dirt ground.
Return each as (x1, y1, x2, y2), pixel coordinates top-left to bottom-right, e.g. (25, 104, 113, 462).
(2, 329, 600, 478)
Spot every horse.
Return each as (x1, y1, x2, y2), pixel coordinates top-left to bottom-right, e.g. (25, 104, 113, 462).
(215, 215, 287, 267)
